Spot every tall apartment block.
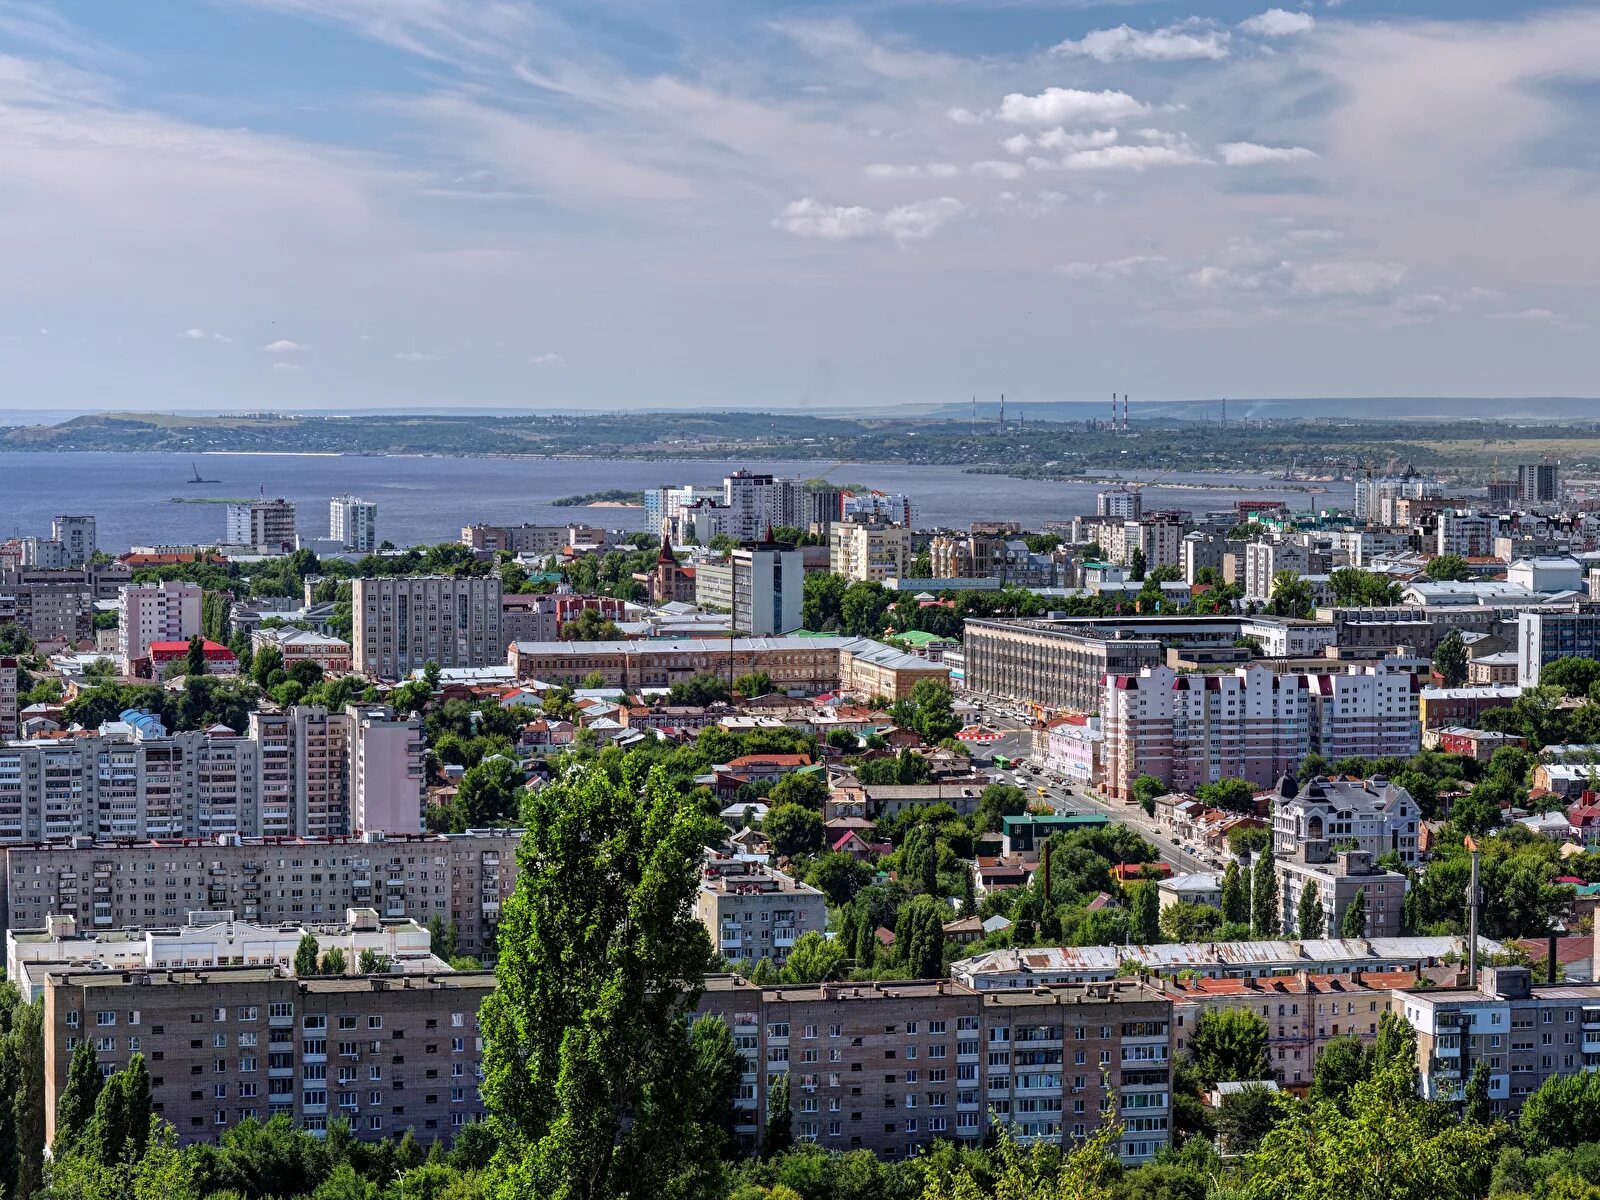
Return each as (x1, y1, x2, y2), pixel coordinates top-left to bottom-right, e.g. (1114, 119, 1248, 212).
(693, 543, 804, 636)
(351, 576, 503, 680)
(21, 516, 97, 569)
(962, 619, 1163, 714)
(329, 496, 378, 553)
(1517, 609, 1600, 687)
(829, 521, 911, 583)
(0, 656, 16, 741)
(696, 976, 1173, 1163)
(1516, 463, 1560, 505)
(43, 965, 494, 1146)
(225, 499, 298, 550)
(118, 580, 203, 664)
(2, 829, 518, 954)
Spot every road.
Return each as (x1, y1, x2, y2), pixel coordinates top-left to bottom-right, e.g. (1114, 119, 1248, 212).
(965, 696, 1215, 877)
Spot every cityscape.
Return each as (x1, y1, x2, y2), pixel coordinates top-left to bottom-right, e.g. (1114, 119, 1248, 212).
(3, 2, 1600, 1200)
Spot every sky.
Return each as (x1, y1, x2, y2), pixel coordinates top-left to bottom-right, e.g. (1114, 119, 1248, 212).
(1, 0, 1598, 414)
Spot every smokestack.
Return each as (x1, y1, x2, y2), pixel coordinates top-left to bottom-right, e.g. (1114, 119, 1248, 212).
(1112, 393, 1118, 433)
(999, 393, 1005, 431)
(1465, 835, 1482, 983)
(1548, 929, 1559, 985)
(1123, 393, 1130, 432)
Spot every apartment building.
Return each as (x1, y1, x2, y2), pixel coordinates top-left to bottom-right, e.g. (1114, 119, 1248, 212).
(458, 524, 600, 556)
(42, 965, 493, 1147)
(696, 976, 1173, 1163)
(1244, 541, 1312, 604)
(0, 571, 94, 646)
(25, 516, 97, 568)
(251, 627, 353, 674)
(1395, 966, 1600, 1115)
(225, 499, 298, 550)
(1517, 463, 1561, 505)
(830, 521, 911, 584)
(1103, 517, 1183, 574)
(0, 656, 16, 741)
(1271, 775, 1421, 868)
(1437, 511, 1500, 558)
(1304, 663, 1419, 761)
(930, 534, 1004, 580)
(1096, 489, 1142, 521)
(328, 496, 378, 554)
(963, 619, 1163, 713)
(119, 580, 203, 665)
(696, 854, 827, 967)
(1166, 969, 1421, 1087)
(1102, 664, 1309, 800)
(643, 486, 721, 539)
(351, 576, 504, 680)
(1517, 609, 1600, 687)
(1276, 846, 1407, 939)
(2, 829, 519, 956)
(694, 543, 805, 636)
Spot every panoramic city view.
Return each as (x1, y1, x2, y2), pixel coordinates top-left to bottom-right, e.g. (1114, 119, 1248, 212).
(3, 3, 1600, 1200)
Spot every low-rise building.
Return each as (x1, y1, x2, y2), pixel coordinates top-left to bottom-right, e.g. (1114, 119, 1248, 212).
(251, 627, 353, 674)
(1157, 873, 1223, 911)
(1272, 775, 1422, 868)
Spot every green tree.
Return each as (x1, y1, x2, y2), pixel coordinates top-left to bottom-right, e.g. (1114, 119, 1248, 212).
(294, 932, 319, 977)
(900, 825, 939, 895)
(1518, 1069, 1600, 1151)
(81, 1052, 151, 1168)
(1462, 1059, 1492, 1125)
(762, 1075, 793, 1159)
(250, 644, 284, 689)
(766, 772, 828, 812)
(733, 670, 773, 698)
(1340, 888, 1367, 938)
(780, 932, 847, 984)
(1251, 849, 1278, 938)
(356, 949, 390, 975)
(908, 679, 960, 744)
(321, 946, 347, 976)
(1131, 774, 1166, 817)
(1433, 629, 1468, 688)
(54, 1038, 104, 1156)
(762, 804, 824, 859)
(1309, 1034, 1368, 1114)
(1216, 1084, 1280, 1155)
(805, 853, 874, 907)
(183, 634, 209, 678)
(1198, 777, 1258, 815)
(478, 758, 726, 1200)
(1128, 882, 1161, 944)
(686, 1017, 743, 1164)
(427, 915, 458, 962)
(894, 895, 946, 978)
(1425, 554, 1473, 582)
(1269, 570, 1314, 618)
(1187, 1007, 1271, 1089)
(1370, 1010, 1420, 1097)
(1297, 752, 1332, 784)
(10, 1000, 43, 1200)
(1130, 548, 1147, 582)
(1160, 900, 1223, 943)
(457, 756, 525, 827)
(1222, 860, 1251, 927)
(1296, 881, 1325, 939)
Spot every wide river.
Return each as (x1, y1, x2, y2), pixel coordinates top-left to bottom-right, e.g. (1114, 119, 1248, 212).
(0, 452, 1354, 553)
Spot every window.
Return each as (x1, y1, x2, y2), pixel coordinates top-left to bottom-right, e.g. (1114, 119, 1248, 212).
(368, 1016, 383, 1030)
(96, 1012, 117, 1027)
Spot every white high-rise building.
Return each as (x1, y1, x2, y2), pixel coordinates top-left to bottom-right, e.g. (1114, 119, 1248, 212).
(1097, 489, 1142, 521)
(118, 580, 203, 665)
(329, 495, 378, 553)
(225, 498, 297, 549)
(49, 516, 95, 566)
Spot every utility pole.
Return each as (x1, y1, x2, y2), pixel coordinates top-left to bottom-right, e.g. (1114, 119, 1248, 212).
(1465, 835, 1482, 982)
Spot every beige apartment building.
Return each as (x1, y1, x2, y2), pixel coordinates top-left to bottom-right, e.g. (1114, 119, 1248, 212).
(43, 965, 493, 1147)
(962, 619, 1164, 713)
(696, 976, 1173, 1163)
(351, 576, 504, 680)
(696, 855, 828, 967)
(2, 829, 520, 959)
(829, 522, 911, 583)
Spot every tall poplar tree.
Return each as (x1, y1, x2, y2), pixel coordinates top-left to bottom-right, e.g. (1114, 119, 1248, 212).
(1296, 882, 1325, 939)
(1251, 850, 1279, 938)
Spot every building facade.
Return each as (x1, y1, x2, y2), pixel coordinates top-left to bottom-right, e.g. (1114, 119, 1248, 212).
(1517, 610, 1600, 687)
(351, 576, 504, 680)
(1271, 775, 1421, 868)
(962, 619, 1163, 713)
(830, 522, 911, 584)
(118, 580, 203, 665)
(225, 499, 298, 550)
(694, 544, 804, 636)
(329, 496, 378, 553)
(696, 854, 828, 967)
(1276, 847, 1407, 939)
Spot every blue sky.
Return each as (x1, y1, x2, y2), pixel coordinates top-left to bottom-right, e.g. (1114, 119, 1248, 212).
(1, 0, 1597, 413)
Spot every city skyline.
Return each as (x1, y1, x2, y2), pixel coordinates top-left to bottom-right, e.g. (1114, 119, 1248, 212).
(0, 1, 1597, 411)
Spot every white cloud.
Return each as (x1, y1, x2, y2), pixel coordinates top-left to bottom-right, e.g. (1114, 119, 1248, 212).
(946, 106, 980, 125)
(529, 352, 565, 364)
(999, 134, 1032, 155)
(270, 361, 302, 372)
(1486, 308, 1584, 330)
(865, 162, 959, 179)
(1057, 255, 1171, 280)
(998, 88, 1149, 126)
(1036, 127, 1119, 152)
(774, 196, 964, 243)
(181, 328, 206, 340)
(1240, 9, 1316, 37)
(1053, 23, 1230, 63)
(970, 159, 1026, 180)
(1061, 144, 1205, 171)
(1217, 142, 1319, 165)
(393, 350, 436, 361)
(262, 339, 306, 353)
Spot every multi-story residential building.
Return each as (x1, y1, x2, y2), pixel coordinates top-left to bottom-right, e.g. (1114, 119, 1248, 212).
(1353, 471, 1444, 525)
(225, 498, 298, 550)
(829, 521, 911, 583)
(643, 485, 721, 539)
(1244, 541, 1311, 604)
(841, 491, 915, 528)
(1276, 846, 1407, 939)
(328, 496, 378, 553)
(962, 619, 1163, 713)
(929, 533, 1004, 580)
(674, 500, 735, 548)
(1394, 966, 1600, 1116)
(1097, 488, 1143, 521)
(1040, 717, 1104, 787)
(251, 627, 353, 674)
(1272, 775, 1421, 868)
(1165, 969, 1423, 1088)
(695, 975, 1174, 1163)
(1104, 517, 1183, 574)
(1180, 532, 1225, 585)
(351, 576, 504, 680)
(1516, 463, 1561, 505)
(1517, 609, 1600, 686)
(27, 516, 97, 568)
(119, 580, 203, 665)
(1437, 510, 1500, 558)
(42, 964, 494, 1146)
(694, 542, 804, 636)
(696, 854, 828, 967)
(509, 635, 948, 701)
(347, 706, 427, 834)
(1304, 662, 1419, 761)
(1, 829, 519, 955)
(458, 524, 607, 556)
(0, 656, 16, 742)
(0, 570, 95, 646)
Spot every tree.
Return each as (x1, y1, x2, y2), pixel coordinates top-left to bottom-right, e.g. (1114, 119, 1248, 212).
(667, 672, 732, 706)
(976, 784, 1028, 833)
(1199, 777, 1258, 815)
(766, 772, 827, 812)
(1269, 570, 1314, 618)
(321, 946, 347, 976)
(1340, 888, 1367, 938)
(1425, 553, 1473, 582)
(55, 1038, 104, 1156)
(10, 1000, 42, 1199)
(356, 949, 390, 975)
(427, 915, 458, 962)
(250, 644, 284, 689)
(1216, 1084, 1280, 1155)
(686, 1018, 743, 1164)
(1370, 1010, 1420, 1097)
(294, 933, 319, 977)
(1519, 1069, 1600, 1151)
(1187, 1008, 1271, 1089)
(894, 895, 946, 978)
(183, 634, 209, 678)
(1128, 882, 1161, 944)
(1251, 849, 1278, 938)
(457, 756, 525, 827)
(1130, 548, 1147, 582)
(780, 932, 847, 984)
(1131, 775, 1166, 817)
(1329, 568, 1403, 607)
(762, 1075, 793, 1159)
(908, 679, 960, 744)
(1434, 629, 1468, 688)
(1296, 752, 1332, 784)
(1228, 824, 1271, 858)
(1159, 900, 1222, 943)
(733, 670, 773, 698)
(479, 758, 726, 1200)
(81, 1051, 151, 1168)
(1462, 1059, 1492, 1125)
(1222, 860, 1251, 927)
(900, 825, 938, 895)
(805, 852, 873, 907)
(1296, 881, 1325, 939)
(762, 804, 824, 859)
(1310, 1034, 1369, 1114)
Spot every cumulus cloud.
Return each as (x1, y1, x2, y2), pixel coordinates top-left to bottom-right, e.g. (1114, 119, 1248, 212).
(970, 160, 1026, 180)
(530, 352, 566, 364)
(180, 328, 232, 342)
(1057, 255, 1171, 280)
(1052, 22, 1230, 63)
(1217, 142, 1319, 165)
(1036, 127, 1120, 152)
(1240, 9, 1316, 37)
(865, 162, 959, 179)
(1000, 134, 1032, 155)
(1061, 143, 1205, 171)
(998, 88, 1149, 126)
(946, 106, 980, 125)
(262, 339, 305, 353)
(774, 196, 964, 243)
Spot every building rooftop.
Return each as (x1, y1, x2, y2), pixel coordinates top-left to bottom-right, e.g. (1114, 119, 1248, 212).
(953, 936, 1504, 978)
